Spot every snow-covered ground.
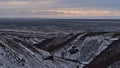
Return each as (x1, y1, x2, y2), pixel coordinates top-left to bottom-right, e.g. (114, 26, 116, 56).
(0, 31, 120, 68)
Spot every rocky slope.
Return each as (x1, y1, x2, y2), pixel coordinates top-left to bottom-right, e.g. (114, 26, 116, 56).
(0, 32, 120, 68)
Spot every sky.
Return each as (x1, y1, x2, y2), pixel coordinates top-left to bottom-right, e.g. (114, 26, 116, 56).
(0, 0, 120, 19)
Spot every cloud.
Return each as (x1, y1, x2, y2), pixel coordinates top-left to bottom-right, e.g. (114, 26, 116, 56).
(1, 9, 120, 18)
(49, 9, 120, 16)
(0, 0, 120, 18)
(0, 0, 56, 9)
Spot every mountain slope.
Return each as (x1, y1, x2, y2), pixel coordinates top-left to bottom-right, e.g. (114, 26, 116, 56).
(0, 32, 120, 68)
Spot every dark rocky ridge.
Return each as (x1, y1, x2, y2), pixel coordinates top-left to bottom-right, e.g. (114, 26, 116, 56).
(83, 38, 120, 68)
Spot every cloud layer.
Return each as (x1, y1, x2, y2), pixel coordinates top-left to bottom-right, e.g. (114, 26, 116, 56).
(0, 0, 120, 18)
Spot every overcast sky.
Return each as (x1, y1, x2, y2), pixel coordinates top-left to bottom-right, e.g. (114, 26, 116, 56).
(0, 0, 120, 19)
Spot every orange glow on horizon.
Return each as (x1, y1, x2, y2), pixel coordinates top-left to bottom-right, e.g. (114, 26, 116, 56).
(48, 9, 120, 16)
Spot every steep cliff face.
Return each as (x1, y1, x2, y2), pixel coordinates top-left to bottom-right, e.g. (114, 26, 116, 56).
(0, 32, 120, 68)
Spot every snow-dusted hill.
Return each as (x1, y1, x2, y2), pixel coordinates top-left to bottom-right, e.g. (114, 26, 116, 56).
(0, 32, 120, 68)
